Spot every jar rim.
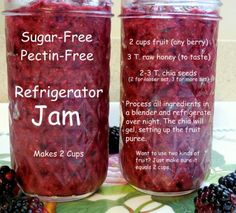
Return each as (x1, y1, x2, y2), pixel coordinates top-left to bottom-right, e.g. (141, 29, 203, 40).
(121, 0, 222, 20)
(3, 0, 113, 15)
(3, 10, 113, 17)
(130, 0, 222, 7)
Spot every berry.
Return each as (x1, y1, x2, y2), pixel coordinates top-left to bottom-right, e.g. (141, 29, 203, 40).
(0, 166, 17, 197)
(195, 171, 236, 212)
(0, 166, 47, 213)
(0, 166, 18, 210)
(109, 126, 120, 154)
(0, 201, 9, 213)
(194, 184, 236, 213)
(219, 171, 236, 193)
(0, 166, 18, 211)
(8, 196, 44, 213)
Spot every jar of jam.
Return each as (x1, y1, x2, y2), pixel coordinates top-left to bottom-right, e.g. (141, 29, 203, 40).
(4, 0, 112, 202)
(120, 0, 222, 196)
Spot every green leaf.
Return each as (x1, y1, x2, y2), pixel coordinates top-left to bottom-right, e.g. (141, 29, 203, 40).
(98, 184, 136, 195)
(152, 192, 196, 213)
(116, 191, 144, 204)
(57, 199, 116, 213)
(211, 150, 225, 168)
(134, 201, 164, 213)
(57, 191, 143, 213)
(134, 200, 153, 213)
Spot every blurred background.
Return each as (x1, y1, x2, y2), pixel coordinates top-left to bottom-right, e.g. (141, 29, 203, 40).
(0, 0, 235, 102)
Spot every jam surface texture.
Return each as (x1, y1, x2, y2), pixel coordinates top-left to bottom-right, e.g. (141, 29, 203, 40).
(120, 7, 219, 193)
(6, 1, 111, 197)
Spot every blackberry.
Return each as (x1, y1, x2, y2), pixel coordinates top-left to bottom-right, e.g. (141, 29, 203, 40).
(0, 166, 17, 198)
(0, 166, 18, 212)
(0, 201, 9, 213)
(219, 171, 236, 193)
(109, 126, 120, 154)
(0, 166, 46, 213)
(8, 196, 44, 213)
(194, 184, 236, 213)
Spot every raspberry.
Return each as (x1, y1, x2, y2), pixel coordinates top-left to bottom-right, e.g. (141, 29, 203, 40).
(109, 127, 120, 154)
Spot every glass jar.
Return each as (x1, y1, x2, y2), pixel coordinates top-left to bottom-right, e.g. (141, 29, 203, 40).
(4, 0, 112, 202)
(120, 0, 221, 196)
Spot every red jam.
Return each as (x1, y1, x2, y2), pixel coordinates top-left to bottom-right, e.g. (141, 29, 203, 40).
(5, 1, 111, 199)
(120, 7, 219, 194)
